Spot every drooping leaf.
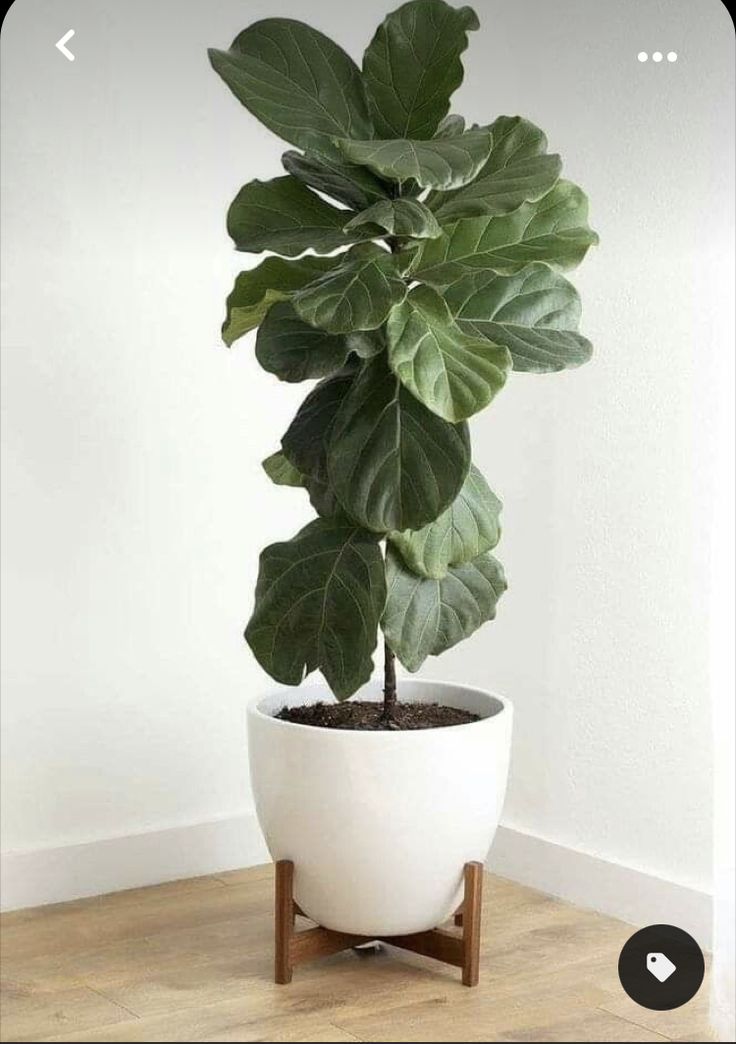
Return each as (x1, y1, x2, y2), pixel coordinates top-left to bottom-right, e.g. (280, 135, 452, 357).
(327, 354, 470, 533)
(416, 180, 599, 282)
(280, 366, 356, 521)
(434, 114, 466, 138)
(344, 198, 442, 240)
(429, 116, 562, 220)
(389, 464, 501, 578)
(281, 368, 355, 482)
(245, 517, 386, 699)
(441, 262, 593, 372)
(262, 450, 305, 487)
(293, 243, 408, 334)
(256, 302, 351, 382)
(208, 20, 372, 162)
(335, 129, 493, 191)
(362, 0, 479, 139)
(282, 150, 390, 211)
(227, 176, 356, 256)
(386, 285, 511, 422)
(222, 256, 337, 346)
(382, 545, 507, 671)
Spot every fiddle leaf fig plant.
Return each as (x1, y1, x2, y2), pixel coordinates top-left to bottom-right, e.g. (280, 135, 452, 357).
(209, 0, 598, 719)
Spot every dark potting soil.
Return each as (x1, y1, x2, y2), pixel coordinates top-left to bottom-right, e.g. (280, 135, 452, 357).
(275, 700, 480, 731)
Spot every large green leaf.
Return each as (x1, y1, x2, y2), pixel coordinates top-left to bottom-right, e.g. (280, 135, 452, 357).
(281, 367, 355, 520)
(245, 518, 386, 699)
(208, 19, 372, 162)
(293, 244, 408, 334)
(344, 199, 442, 240)
(281, 368, 355, 483)
(256, 302, 351, 382)
(362, 0, 479, 139)
(382, 546, 507, 671)
(227, 176, 357, 256)
(282, 150, 390, 211)
(430, 116, 562, 220)
(335, 129, 493, 191)
(327, 354, 470, 533)
(389, 464, 501, 578)
(416, 180, 599, 281)
(442, 262, 593, 372)
(262, 450, 305, 487)
(386, 285, 511, 422)
(222, 256, 336, 346)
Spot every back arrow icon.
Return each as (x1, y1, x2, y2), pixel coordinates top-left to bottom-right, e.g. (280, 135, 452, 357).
(56, 30, 75, 61)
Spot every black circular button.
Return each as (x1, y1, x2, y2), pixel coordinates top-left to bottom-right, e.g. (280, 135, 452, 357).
(618, 924, 704, 1010)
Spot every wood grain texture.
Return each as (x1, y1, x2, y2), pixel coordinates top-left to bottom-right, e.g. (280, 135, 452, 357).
(462, 860, 483, 986)
(0, 864, 713, 1043)
(274, 860, 294, 984)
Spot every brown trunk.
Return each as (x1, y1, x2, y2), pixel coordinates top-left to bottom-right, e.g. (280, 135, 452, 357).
(382, 639, 397, 722)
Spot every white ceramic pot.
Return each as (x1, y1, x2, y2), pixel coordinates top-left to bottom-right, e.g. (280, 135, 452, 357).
(248, 678, 513, 936)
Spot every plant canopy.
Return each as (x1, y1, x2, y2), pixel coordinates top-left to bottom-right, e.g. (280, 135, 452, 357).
(209, 0, 598, 713)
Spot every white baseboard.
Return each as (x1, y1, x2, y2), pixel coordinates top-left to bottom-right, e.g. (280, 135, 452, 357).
(1, 815, 712, 952)
(489, 824, 713, 949)
(0, 812, 269, 912)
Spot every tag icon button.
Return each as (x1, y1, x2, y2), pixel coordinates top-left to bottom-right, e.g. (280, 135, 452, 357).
(619, 925, 704, 1009)
(647, 952, 676, 983)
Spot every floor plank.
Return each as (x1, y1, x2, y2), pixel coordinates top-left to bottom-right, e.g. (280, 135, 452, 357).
(599, 980, 714, 1041)
(0, 984, 134, 1043)
(0, 864, 714, 1043)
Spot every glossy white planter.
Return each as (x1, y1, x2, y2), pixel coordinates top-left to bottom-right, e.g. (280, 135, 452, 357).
(248, 679, 513, 936)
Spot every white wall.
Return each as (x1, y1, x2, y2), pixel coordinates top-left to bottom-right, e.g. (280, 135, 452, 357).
(419, 0, 734, 907)
(1, 0, 733, 940)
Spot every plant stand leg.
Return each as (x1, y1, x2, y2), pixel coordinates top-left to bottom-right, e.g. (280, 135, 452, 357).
(274, 860, 372, 984)
(275, 859, 294, 984)
(273, 860, 484, 986)
(461, 860, 483, 986)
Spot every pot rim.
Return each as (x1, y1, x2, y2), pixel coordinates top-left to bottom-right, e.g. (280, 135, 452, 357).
(248, 677, 512, 738)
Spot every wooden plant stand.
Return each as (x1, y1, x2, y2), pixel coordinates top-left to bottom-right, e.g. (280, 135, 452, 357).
(274, 859, 483, 987)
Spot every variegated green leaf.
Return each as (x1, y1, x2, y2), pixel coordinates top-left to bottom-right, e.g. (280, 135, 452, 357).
(362, 1, 479, 139)
(389, 464, 501, 578)
(386, 285, 511, 422)
(293, 243, 408, 334)
(382, 545, 507, 671)
(335, 128, 493, 191)
(441, 262, 593, 372)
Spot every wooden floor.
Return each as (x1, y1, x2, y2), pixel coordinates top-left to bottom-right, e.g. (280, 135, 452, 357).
(0, 865, 714, 1043)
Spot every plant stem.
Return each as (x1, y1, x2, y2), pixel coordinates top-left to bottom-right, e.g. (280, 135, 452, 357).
(382, 639, 397, 722)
